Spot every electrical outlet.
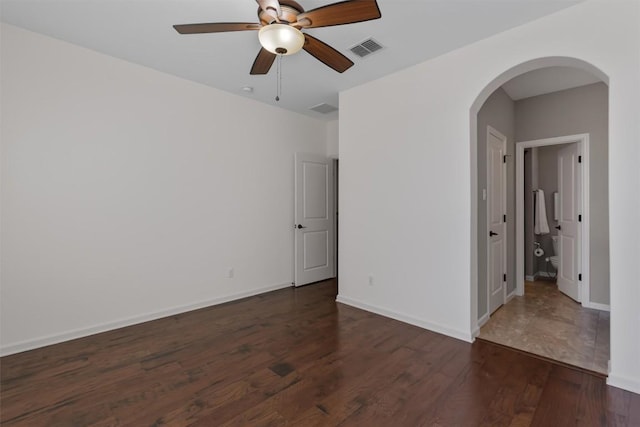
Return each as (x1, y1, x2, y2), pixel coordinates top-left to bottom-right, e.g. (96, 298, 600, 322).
(226, 268, 234, 279)
(368, 275, 374, 286)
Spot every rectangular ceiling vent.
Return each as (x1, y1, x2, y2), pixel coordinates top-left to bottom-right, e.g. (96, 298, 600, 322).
(349, 38, 384, 58)
(309, 103, 339, 114)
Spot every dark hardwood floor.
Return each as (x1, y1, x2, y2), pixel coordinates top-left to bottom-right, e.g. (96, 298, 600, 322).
(1, 279, 638, 426)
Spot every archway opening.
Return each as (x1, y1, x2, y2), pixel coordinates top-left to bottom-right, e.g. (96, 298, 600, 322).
(470, 57, 610, 373)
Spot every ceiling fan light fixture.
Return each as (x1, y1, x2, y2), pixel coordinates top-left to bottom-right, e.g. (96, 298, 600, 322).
(258, 24, 304, 55)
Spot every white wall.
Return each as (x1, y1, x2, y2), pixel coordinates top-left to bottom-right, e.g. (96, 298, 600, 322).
(0, 24, 327, 354)
(337, 1, 640, 393)
(326, 119, 339, 158)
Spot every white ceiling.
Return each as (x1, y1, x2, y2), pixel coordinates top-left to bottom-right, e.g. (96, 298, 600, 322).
(1, 0, 584, 120)
(501, 66, 601, 100)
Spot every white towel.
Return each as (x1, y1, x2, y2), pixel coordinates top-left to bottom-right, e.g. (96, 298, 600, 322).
(534, 189, 550, 235)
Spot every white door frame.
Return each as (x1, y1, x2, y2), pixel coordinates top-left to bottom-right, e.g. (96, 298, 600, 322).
(294, 153, 336, 286)
(515, 133, 590, 305)
(486, 126, 507, 316)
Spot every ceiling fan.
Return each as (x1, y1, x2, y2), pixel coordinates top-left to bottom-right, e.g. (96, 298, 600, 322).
(173, 0, 381, 75)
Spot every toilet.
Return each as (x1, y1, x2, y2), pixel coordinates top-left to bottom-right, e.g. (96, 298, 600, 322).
(550, 235, 559, 269)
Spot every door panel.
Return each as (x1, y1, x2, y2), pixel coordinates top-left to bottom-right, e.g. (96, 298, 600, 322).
(560, 234, 576, 282)
(303, 162, 328, 219)
(489, 238, 505, 293)
(295, 153, 335, 286)
(487, 127, 507, 314)
(557, 143, 580, 302)
(303, 231, 329, 270)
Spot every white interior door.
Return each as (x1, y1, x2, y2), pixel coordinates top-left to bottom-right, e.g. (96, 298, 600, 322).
(487, 127, 507, 314)
(557, 143, 581, 302)
(294, 153, 335, 286)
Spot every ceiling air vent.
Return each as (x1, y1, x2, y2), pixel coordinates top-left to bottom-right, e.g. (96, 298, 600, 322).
(349, 38, 384, 58)
(309, 103, 338, 114)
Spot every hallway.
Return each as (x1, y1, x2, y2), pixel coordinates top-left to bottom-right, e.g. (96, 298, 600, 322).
(478, 280, 609, 374)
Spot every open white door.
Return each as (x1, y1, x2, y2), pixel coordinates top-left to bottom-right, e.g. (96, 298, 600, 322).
(487, 127, 507, 314)
(557, 143, 581, 302)
(294, 153, 335, 286)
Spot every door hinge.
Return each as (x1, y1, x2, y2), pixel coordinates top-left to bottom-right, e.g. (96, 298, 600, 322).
(503, 155, 507, 163)
(578, 273, 582, 281)
(503, 214, 507, 222)
(578, 214, 582, 222)
(503, 273, 507, 282)
(578, 155, 582, 163)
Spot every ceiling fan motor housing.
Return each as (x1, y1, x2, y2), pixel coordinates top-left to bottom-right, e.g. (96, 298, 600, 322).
(258, 1, 305, 26)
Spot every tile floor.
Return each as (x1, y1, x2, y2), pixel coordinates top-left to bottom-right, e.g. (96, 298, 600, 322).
(479, 280, 610, 374)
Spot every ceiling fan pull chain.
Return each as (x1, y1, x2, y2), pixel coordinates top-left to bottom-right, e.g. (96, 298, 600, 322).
(275, 54, 282, 102)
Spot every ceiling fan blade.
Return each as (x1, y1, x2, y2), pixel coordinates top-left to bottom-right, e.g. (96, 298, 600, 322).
(297, 0, 381, 29)
(303, 34, 354, 73)
(256, 0, 282, 19)
(250, 48, 277, 75)
(173, 22, 261, 34)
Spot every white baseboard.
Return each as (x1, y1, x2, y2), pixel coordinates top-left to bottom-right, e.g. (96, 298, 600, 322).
(582, 301, 611, 312)
(0, 282, 292, 357)
(525, 275, 536, 282)
(336, 294, 473, 343)
(607, 373, 640, 395)
(506, 290, 517, 303)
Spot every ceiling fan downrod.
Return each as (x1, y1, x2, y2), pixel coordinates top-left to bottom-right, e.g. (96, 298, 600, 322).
(275, 55, 282, 101)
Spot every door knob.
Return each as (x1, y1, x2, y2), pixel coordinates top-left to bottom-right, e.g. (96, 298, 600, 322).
(296, 224, 306, 229)
(489, 231, 498, 237)
(555, 225, 562, 230)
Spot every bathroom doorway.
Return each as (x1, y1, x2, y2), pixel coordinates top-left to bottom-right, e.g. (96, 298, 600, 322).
(481, 133, 610, 374)
(515, 134, 588, 303)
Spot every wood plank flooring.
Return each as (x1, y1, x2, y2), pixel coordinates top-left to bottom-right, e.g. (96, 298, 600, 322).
(1, 279, 638, 426)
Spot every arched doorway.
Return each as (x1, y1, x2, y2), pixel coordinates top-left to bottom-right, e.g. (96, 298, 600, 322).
(470, 57, 610, 373)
